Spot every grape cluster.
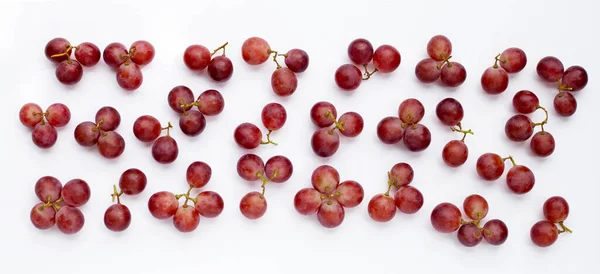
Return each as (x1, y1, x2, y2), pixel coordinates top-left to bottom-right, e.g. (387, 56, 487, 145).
(148, 161, 224, 232)
(132, 116, 178, 164)
(241, 37, 309, 96)
(536, 57, 588, 117)
(335, 38, 401, 91)
(376, 98, 431, 152)
(167, 86, 225, 137)
(480, 48, 527, 94)
(294, 165, 364, 228)
(415, 35, 466, 87)
(507, 90, 555, 157)
(74, 106, 125, 159)
(102, 41, 155, 91)
(184, 42, 234, 82)
(44, 38, 100, 85)
(234, 103, 287, 149)
(367, 163, 424, 222)
(19, 102, 71, 149)
(104, 168, 147, 232)
(435, 98, 474, 167)
(30, 176, 90, 235)
(310, 101, 364, 157)
(530, 196, 572, 247)
(476, 154, 535, 195)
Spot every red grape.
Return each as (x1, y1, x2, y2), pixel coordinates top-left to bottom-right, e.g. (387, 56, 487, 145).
(74, 42, 101, 67)
(116, 62, 143, 91)
(56, 206, 85, 234)
(561, 66, 588, 91)
(394, 186, 424, 214)
(183, 45, 211, 70)
(35, 176, 62, 203)
(457, 224, 483, 247)
(95, 106, 121, 132)
(311, 129, 340, 157)
(129, 40, 155, 66)
(499, 47, 527, 73)
(61, 179, 90, 207)
(261, 103, 287, 131)
(30, 203, 56, 229)
(415, 58, 442, 83)
(463, 194, 488, 220)
(271, 68, 297, 96)
(45, 38, 71, 62)
(294, 188, 322, 215)
(168, 85, 195, 113)
(187, 161, 212, 188)
(338, 112, 363, 137)
(234, 123, 262, 149)
(543, 196, 569, 223)
(104, 204, 131, 232)
(119, 168, 147, 195)
(481, 66, 508, 94)
(368, 194, 396, 222)
(103, 42, 128, 69)
(442, 140, 468, 167)
(483, 219, 508, 245)
(530, 131, 555, 157)
(373, 45, 401, 73)
(265, 155, 293, 183)
(530, 220, 558, 247)
(236, 154, 265, 181)
(197, 89, 224, 116)
(173, 206, 200, 232)
(427, 35, 452, 61)
(152, 136, 178, 164)
(55, 60, 83, 85)
(347, 38, 373, 64)
(335, 180, 364, 208)
(239, 191, 267, 219)
(376, 116, 404, 144)
(19, 103, 43, 128)
(505, 114, 533, 142)
(317, 200, 345, 228)
(97, 131, 126, 159)
(311, 165, 340, 194)
(148, 191, 179, 219)
(476, 153, 505, 181)
(536, 56, 564, 82)
(74, 121, 100, 147)
(194, 191, 224, 218)
(506, 165, 535, 194)
(398, 98, 425, 125)
(440, 62, 467, 87)
(512, 90, 539, 114)
(241, 37, 270, 65)
(133, 115, 161, 142)
(45, 103, 70, 127)
(310, 101, 337, 128)
(179, 110, 206, 136)
(284, 49, 309, 73)
(335, 64, 362, 91)
(32, 123, 57, 149)
(389, 163, 413, 187)
(430, 202, 461, 233)
(403, 124, 431, 152)
(435, 98, 463, 126)
(207, 56, 233, 82)
(553, 91, 577, 117)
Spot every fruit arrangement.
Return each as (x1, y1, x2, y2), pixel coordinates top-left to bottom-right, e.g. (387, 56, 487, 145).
(183, 42, 233, 82)
(415, 35, 466, 87)
(376, 98, 431, 152)
(310, 101, 364, 157)
(367, 163, 423, 222)
(74, 106, 125, 159)
(45, 38, 101, 85)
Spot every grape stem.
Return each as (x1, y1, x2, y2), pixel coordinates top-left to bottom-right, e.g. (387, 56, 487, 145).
(320, 191, 342, 205)
(161, 122, 173, 136)
(532, 105, 549, 132)
(267, 49, 283, 69)
(40, 197, 62, 211)
(257, 170, 278, 196)
(179, 99, 202, 116)
(260, 130, 278, 146)
(92, 118, 108, 136)
(384, 171, 396, 196)
(211, 42, 228, 57)
(558, 221, 573, 234)
(175, 186, 197, 207)
(437, 55, 453, 69)
(362, 64, 378, 80)
(450, 122, 474, 142)
(502, 155, 516, 166)
(325, 110, 345, 134)
(50, 44, 78, 64)
(492, 53, 501, 68)
(460, 218, 482, 229)
(111, 184, 124, 204)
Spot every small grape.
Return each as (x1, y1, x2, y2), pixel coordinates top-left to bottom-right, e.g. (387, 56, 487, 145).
(104, 204, 131, 232)
(234, 123, 262, 149)
(179, 110, 206, 136)
(30, 203, 56, 229)
(530, 131, 555, 157)
(241, 37, 270, 65)
(167, 85, 195, 113)
(264, 155, 293, 183)
(440, 62, 467, 87)
(133, 115, 161, 142)
(187, 161, 212, 188)
(74, 42, 101, 67)
(310, 101, 337, 128)
(376, 116, 404, 144)
(55, 206, 85, 235)
(553, 91, 577, 117)
(481, 66, 508, 94)
(476, 153, 505, 181)
(338, 112, 363, 137)
(129, 40, 155, 66)
(19, 103, 43, 128)
(35, 176, 62, 203)
(207, 56, 233, 82)
(55, 60, 83, 85)
(561, 66, 588, 91)
(74, 121, 100, 147)
(97, 131, 126, 159)
(483, 219, 509, 245)
(311, 128, 340, 157)
(152, 136, 178, 164)
(499, 47, 527, 73)
(398, 98, 425, 125)
(236, 154, 265, 181)
(505, 114, 534, 142)
(512, 90, 539, 114)
(430, 202, 461, 233)
(261, 103, 287, 131)
(506, 165, 535, 194)
(45, 103, 71, 127)
(271, 68, 297, 96)
(173, 206, 200, 232)
(197, 89, 224, 116)
(427, 35, 452, 61)
(95, 106, 121, 132)
(335, 180, 364, 208)
(294, 188, 322, 215)
(536, 56, 564, 82)
(194, 191, 224, 218)
(373, 45, 401, 73)
(442, 140, 468, 167)
(239, 191, 267, 219)
(368, 194, 396, 222)
(394, 186, 424, 214)
(45, 38, 71, 62)
(119, 168, 147, 195)
(530, 220, 558, 247)
(463, 194, 488, 220)
(389, 163, 413, 187)
(311, 165, 340, 194)
(435, 98, 463, 126)
(335, 64, 362, 91)
(543, 196, 569, 223)
(116, 62, 143, 91)
(148, 191, 179, 219)
(347, 38, 373, 64)
(317, 200, 345, 228)
(183, 45, 211, 70)
(61, 179, 91, 207)
(284, 49, 309, 73)
(457, 224, 483, 247)
(415, 58, 442, 83)
(32, 123, 57, 149)
(403, 124, 431, 152)
(103, 42, 128, 69)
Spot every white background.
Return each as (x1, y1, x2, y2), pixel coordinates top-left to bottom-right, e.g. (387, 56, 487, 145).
(0, 0, 598, 273)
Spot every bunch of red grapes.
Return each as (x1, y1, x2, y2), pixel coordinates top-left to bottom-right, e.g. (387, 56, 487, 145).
(19, 102, 71, 149)
(367, 163, 424, 222)
(241, 37, 309, 96)
(376, 98, 431, 152)
(435, 98, 474, 167)
(480, 47, 527, 94)
(237, 154, 293, 219)
(74, 106, 125, 159)
(167, 85, 225, 137)
(431, 195, 508, 247)
(530, 196, 572, 247)
(294, 165, 364, 228)
(335, 38, 401, 91)
(104, 168, 147, 232)
(183, 42, 234, 82)
(415, 35, 466, 87)
(310, 101, 363, 157)
(132, 115, 178, 164)
(508, 90, 555, 157)
(536, 56, 587, 117)
(44, 38, 100, 85)
(30, 176, 91, 235)
(476, 154, 535, 195)
(103, 40, 155, 91)
(148, 161, 224, 233)
(234, 102, 287, 149)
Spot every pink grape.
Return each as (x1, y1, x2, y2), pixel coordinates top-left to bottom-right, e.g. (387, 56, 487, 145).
(234, 123, 262, 149)
(271, 68, 297, 96)
(536, 56, 564, 82)
(554, 91, 577, 117)
(530, 131, 555, 157)
(55, 60, 83, 85)
(403, 124, 431, 152)
(347, 38, 373, 64)
(35, 176, 62, 203)
(373, 45, 401, 73)
(394, 186, 424, 214)
(239, 191, 267, 219)
(194, 191, 224, 218)
(103, 42, 128, 69)
(311, 165, 340, 194)
(74, 42, 101, 67)
(427, 35, 452, 61)
(148, 191, 179, 219)
(415, 58, 442, 83)
(335, 64, 362, 91)
(398, 98, 425, 125)
(261, 102, 287, 131)
(97, 131, 126, 159)
(186, 161, 212, 188)
(19, 103, 43, 128)
(284, 49, 309, 73)
(152, 136, 178, 164)
(129, 40, 155, 66)
(390, 163, 414, 187)
(513, 90, 539, 114)
(241, 37, 270, 65)
(376, 116, 404, 144)
(506, 165, 535, 194)
(61, 179, 91, 207)
(197, 89, 225, 116)
(310, 101, 337, 128)
(368, 194, 396, 222)
(56, 206, 85, 235)
(119, 168, 147, 195)
(184, 45, 211, 70)
(311, 129, 340, 157)
(562, 65, 588, 91)
(294, 188, 322, 215)
(74, 121, 100, 147)
(95, 106, 121, 132)
(463, 194, 488, 220)
(173, 206, 200, 232)
(335, 180, 364, 208)
(317, 200, 344, 228)
(179, 110, 206, 136)
(338, 112, 363, 137)
(116, 62, 143, 91)
(207, 56, 233, 82)
(481, 66, 508, 94)
(167, 85, 194, 113)
(32, 123, 57, 149)
(440, 62, 467, 87)
(30, 203, 56, 230)
(483, 219, 509, 245)
(236, 154, 265, 181)
(104, 204, 131, 232)
(133, 115, 161, 142)
(264, 155, 293, 183)
(430, 202, 461, 233)
(499, 47, 527, 73)
(45, 38, 71, 62)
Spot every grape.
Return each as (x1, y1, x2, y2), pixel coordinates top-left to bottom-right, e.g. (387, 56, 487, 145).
(30, 203, 56, 229)
(311, 129, 340, 157)
(553, 91, 577, 117)
(261, 103, 287, 131)
(152, 136, 178, 164)
(347, 38, 373, 64)
(373, 45, 401, 73)
(505, 114, 533, 142)
(234, 123, 262, 149)
(236, 154, 265, 181)
(481, 66, 508, 94)
(476, 153, 505, 181)
(35, 176, 62, 203)
(463, 194, 488, 220)
(74, 121, 100, 147)
(104, 204, 131, 232)
(338, 112, 363, 137)
(335, 64, 362, 91)
(427, 35, 452, 61)
(116, 62, 143, 91)
(129, 40, 155, 65)
(536, 56, 564, 82)
(394, 186, 424, 214)
(506, 165, 535, 194)
(530, 131, 555, 157)
(562, 66, 588, 91)
(499, 47, 527, 73)
(368, 194, 396, 222)
(61, 179, 90, 207)
(207, 56, 233, 82)
(97, 131, 126, 159)
(148, 191, 179, 219)
(294, 188, 323, 215)
(32, 123, 57, 149)
(415, 58, 442, 83)
(390, 163, 413, 187)
(45, 103, 70, 127)
(398, 98, 425, 125)
(284, 49, 309, 73)
(543, 196, 569, 223)
(241, 37, 270, 65)
(457, 224, 483, 247)
(55, 60, 83, 85)
(483, 219, 508, 245)
(239, 191, 267, 219)
(271, 68, 298, 96)
(184, 45, 211, 70)
(194, 191, 224, 218)
(133, 115, 161, 142)
(440, 62, 467, 87)
(168, 85, 195, 113)
(95, 106, 121, 131)
(56, 206, 85, 234)
(435, 98, 463, 126)
(403, 124, 431, 152)
(179, 110, 206, 136)
(430, 202, 461, 233)
(45, 38, 71, 62)
(264, 155, 293, 183)
(377, 117, 404, 144)
(19, 103, 43, 128)
(119, 168, 147, 195)
(74, 42, 101, 67)
(335, 180, 364, 208)
(513, 90, 539, 114)
(311, 165, 340, 194)
(187, 161, 212, 188)
(317, 200, 345, 228)
(173, 206, 200, 232)
(103, 42, 128, 69)
(530, 220, 558, 247)
(310, 101, 337, 128)
(442, 140, 468, 167)
(197, 89, 224, 116)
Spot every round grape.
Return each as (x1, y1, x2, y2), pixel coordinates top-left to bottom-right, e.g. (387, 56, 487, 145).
(338, 112, 363, 137)
(311, 165, 340, 194)
(129, 40, 155, 66)
(317, 200, 345, 228)
(265, 155, 293, 183)
(284, 49, 309, 73)
(506, 165, 535, 194)
(536, 56, 564, 82)
(207, 56, 233, 82)
(476, 153, 505, 181)
(35, 176, 62, 203)
(554, 91, 577, 117)
(45, 38, 71, 62)
(310, 101, 337, 128)
(19, 103, 43, 128)
(116, 62, 143, 91)
(442, 140, 468, 167)
(234, 123, 262, 149)
(30, 203, 56, 229)
(543, 196, 569, 223)
(403, 124, 431, 152)
(347, 38, 373, 64)
(561, 65, 588, 91)
(241, 37, 270, 65)
(61, 179, 90, 207)
(104, 204, 131, 232)
(95, 106, 121, 132)
(530, 131, 555, 157)
(394, 186, 424, 214)
(311, 129, 340, 157)
(133, 115, 161, 142)
(173, 206, 200, 232)
(74, 121, 100, 147)
(197, 89, 224, 116)
(97, 131, 125, 159)
(481, 66, 509, 94)
(74, 42, 101, 67)
(457, 224, 483, 247)
(239, 192, 267, 219)
(435, 98, 463, 126)
(152, 136, 178, 164)
(103, 42, 129, 69)
(335, 180, 364, 208)
(513, 90, 539, 114)
(236, 154, 265, 181)
(261, 103, 287, 131)
(398, 98, 425, 125)
(499, 47, 527, 73)
(119, 168, 147, 195)
(530, 220, 558, 247)
(335, 64, 362, 91)
(194, 191, 224, 218)
(168, 85, 195, 113)
(179, 110, 206, 136)
(271, 68, 298, 96)
(56, 206, 85, 235)
(430, 202, 461, 233)
(148, 191, 179, 219)
(463, 194, 488, 221)
(32, 123, 57, 149)
(373, 45, 401, 73)
(183, 45, 211, 70)
(483, 219, 509, 245)
(390, 163, 413, 187)
(55, 60, 83, 85)
(440, 62, 467, 87)
(427, 35, 452, 61)
(45, 103, 70, 127)
(187, 161, 212, 188)
(368, 194, 396, 222)
(505, 114, 534, 142)
(415, 58, 442, 83)
(294, 188, 322, 215)
(376, 116, 404, 144)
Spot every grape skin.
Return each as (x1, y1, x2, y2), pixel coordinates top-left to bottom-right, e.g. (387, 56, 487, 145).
(19, 103, 43, 128)
(505, 115, 533, 142)
(368, 194, 396, 222)
(152, 136, 178, 164)
(35, 176, 62, 202)
(463, 194, 488, 220)
(530, 220, 558, 247)
(506, 165, 535, 194)
(184, 45, 211, 70)
(103, 42, 129, 69)
(194, 191, 224, 218)
(430, 202, 461, 233)
(284, 49, 309, 73)
(74, 121, 100, 147)
(512, 90, 539, 114)
(543, 196, 569, 223)
(499, 47, 527, 73)
(167, 85, 195, 113)
(311, 129, 340, 157)
(239, 191, 267, 219)
(536, 56, 564, 82)
(148, 191, 179, 219)
(97, 131, 126, 159)
(347, 38, 373, 64)
(32, 123, 57, 149)
(554, 91, 577, 117)
(390, 163, 413, 187)
(440, 62, 467, 87)
(530, 131, 555, 157)
(95, 106, 121, 132)
(403, 124, 431, 152)
(483, 219, 508, 245)
(173, 206, 200, 232)
(116, 62, 143, 91)
(435, 98, 463, 126)
(56, 206, 85, 235)
(61, 179, 91, 207)
(398, 98, 425, 125)
(271, 68, 298, 96)
(129, 40, 155, 66)
(427, 35, 452, 61)
(186, 161, 212, 188)
(457, 224, 483, 247)
(261, 103, 287, 131)
(310, 101, 337, 128)
(234, 123, 262, 149)
(207, 56, 233, 82)
(236, 154, 265, 181)
(335, 64, 362, 91)
(394, 186, 423, 214)
(45, 38, 71, 62)
(294, 188, 322, 215)
(373, 45, 401, 73)
(562, 66, 588, 91)
(55, 60, 83, 85)
(74, 42, 101, 67)
(481, 67, 508, 94)
(338, 112, 363, 137)
(46, 103, 71, 127)
(241, 37, 270, 65)
(30, 203, 56, 229)
(133, 115, 161, 142)
(179, 110, 206, 136)
(104, 204, 131, 232)
(317, 200, 345, 228)
(264, 155, 293, 183)
(119, 168, 147, 195)
(415, 58, 442, 83)
(335, 180, 364, 208)
(476, 153, 505, 181)
(197, 89, 225, 116)
(311, 165, 340, 194)
(442, 140, 468, 167)
(376, 117, 404, 144)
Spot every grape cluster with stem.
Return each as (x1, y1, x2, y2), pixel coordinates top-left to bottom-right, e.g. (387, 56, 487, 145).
(376, 98, 431, 152)
(335, 38, 401, 91)
(104, 168, 147, 232)
(44, 38, 100, 85)
(509, 90, 555, 157)
(233, 102, 287, 150)
(415, 35, 466, 87)
(74, 106, 125, 159)
(310, 101, 364, 157)
(536, 56, 587, 117)
(103, 41, 155, 91)
(530, 196, 572, 247)
(480, 47, 527, 94)
(132, 115, 178, 164)
(167, 85, 225, 137)
(183, 42, 234, 82)
(435, 98, 474, 167)
(19, 102, 71, 149)
(476, 153, 535, 195)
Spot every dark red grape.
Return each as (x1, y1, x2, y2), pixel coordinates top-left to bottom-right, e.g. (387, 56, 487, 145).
(241, 37, 270, 65)
(197, 89, 224, 116)
(543, 196, 569, 223)
(187, 161, 211, 188)
(56, 206, 85, 234)
(173, 206, 200, 232)
(442, 140, 468, 167)
(61, 179, 90, 207)
(194, 191, 224, 218)
(261, 103, 287, 131)
(440, 62, 467, 87)
(74, 121, 100, 147)
(30, 203, 56, 229)
(35, 176, 62, 203)
(310, 101, 337, 128)
(311, 129, 340, 157)
(19, 103, 43, 128)
(74, 42, 100, 67)
(236, 154, 265, 181)
(103, 42, 128, 69)
(179, 110, 206, 136)
(483, 219, 508, 245)
(335, 180, 364, 208)
(390, 163, 413, 187)
(265, 155, 293, 183)
(133, 115, 161, 142)
(499, 47, 527, 73)
(368, 194, 396, 222)
(530, 131, 555, 157)
(457, 224, 483, 247)
(234, 123, 262, 149)
(536, 56, 564, 82)
(32, 123, 57, 149)
(415, 58, 442, 83)
(481, 66, 508, 94)
(398, 98, 425, 125)
(338, 112, 363, 137)
(476, 153, 505, 180)
(55, 60, 83, 85)
(284, 49, 309, 73)
(168, 85, 195, 113)
(403, 124, 431, 152)
(506, 165, 535, 194)
(184, 45, 211, 70)
(513, 90, 539, 114)
(129, 40, 154, 66)
(104, 204, 131, 232)
(207, 56, 233, 82)
(505, 114, 533, 142)
(335, 64, 362, 91)
(347, 38, 373, 64)
(427, 35, 452, 61)
(271, 68, 297, 96)
(394, 186, 424, 214)
(148, 191, 179, 219)
(239, 192, 267, 219)
(562, 65, 588, 91)
(435, 98, 463, 126)
(152, 136, 178, 164)
(553, 91, 577, 117)
(97, 131, 125, 159)
(95, 106, 121, 132)
(45, 103, 70, 127)
(116, 62, 143, 91)
(317, 200, 345, 228)
(377, 117, 404, 144)
(294, 188, 322, 215)
(311, 165, 340, 194)
(430, 202, 461, 233)
(463, 194, 488, 220)
(530, 220, 558, 247)
(373, 45, 401, 73)
(45, 38, 71, 63)
(119, 168, 147, 195)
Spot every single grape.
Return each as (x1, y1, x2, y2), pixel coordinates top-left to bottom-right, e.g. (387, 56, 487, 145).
(184, 45, 211, 70)
(19, 103, 43, 128)
(562, 65, 588, 91)
(457, 224, 483, 247)
(129, 40, 155, 66)
(187, 161, 212, 188)
(311, 165, 340, 194)
(513, 90, 539, 114)
(347, 38, 373, 64)
(335, 64, 362, 91)
(368, 194, 396, 222)
(440, 62, 467, 87)
(415, 58, 442, 83)
(442, 140, 468, 167)
(435, 98, 463, 126)
(45, 38, 71, 62)
(61, 179, 90, 207)
(398, 98, 425, 125)
(536, 56, 564, 82)
(427, 35, 452, 61)
(373, 45, 401, 73)
(104, 204, 131, 232)
(241, 37, 270, 65)
(476, 153, 505, 181)
(294, 188, 322, 215)
(483, 219, 509, 245)
(261, 103, 287, 131)
(148, 191, 179, 219)
(95, 106, 121, 131)
(553, 91, 577, 117)
(236, 154, 265, 181)
(35, 176, 62, 203)
(133, 115, 161, 142)
(74, 42, 101, 67)
(389, 163, 414, 187)
(543, 196, 569, 223)
(284, 49, 309, 73)
(55, 60, 83, 85)
(499, 47, 527, 73)
(394, 186, 424, 214)
(119, 168, 147, 195)
(338, 112, 363, 137)
(264, 155, 293, 183)
(234, 123, 262, 149)
(56, 206, 85, 235)
(481, 66, 509, 94)
(197, 89, 225, 116)
(168, 85, 195, 113)
(403, 124, 431, 152)
(207, 56, 233, 82)
(317, 200, 345, 228)
(30, 203, 56, 229)
(179, 110, 206, 136)
(45, 103, 70, 127)
(271, 68, 298, 96)
(310, 101, 337, 128)
(172, 206, 200, 232)
(116, 62, 143, 91)
(152, 136, 178, 164)
(335, 180, 364, 208)
(505, 114, 534, 142)
(311, 128, 340, 157)
(97, 131, 126, 159)
(74, 121, 100, 147)
(430, 202, 462, 233)
(463, 194, 488, 220)
(194, 191, 224, 218)
(239, 191, 267, 219)
(376, 116, 404, 144)
(530, 220, 558, 247)
(506, 165, 535, 194)
(530, 131, 555, 157)
(103, 42, 128, 69)
(32, 123, 57, 149)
